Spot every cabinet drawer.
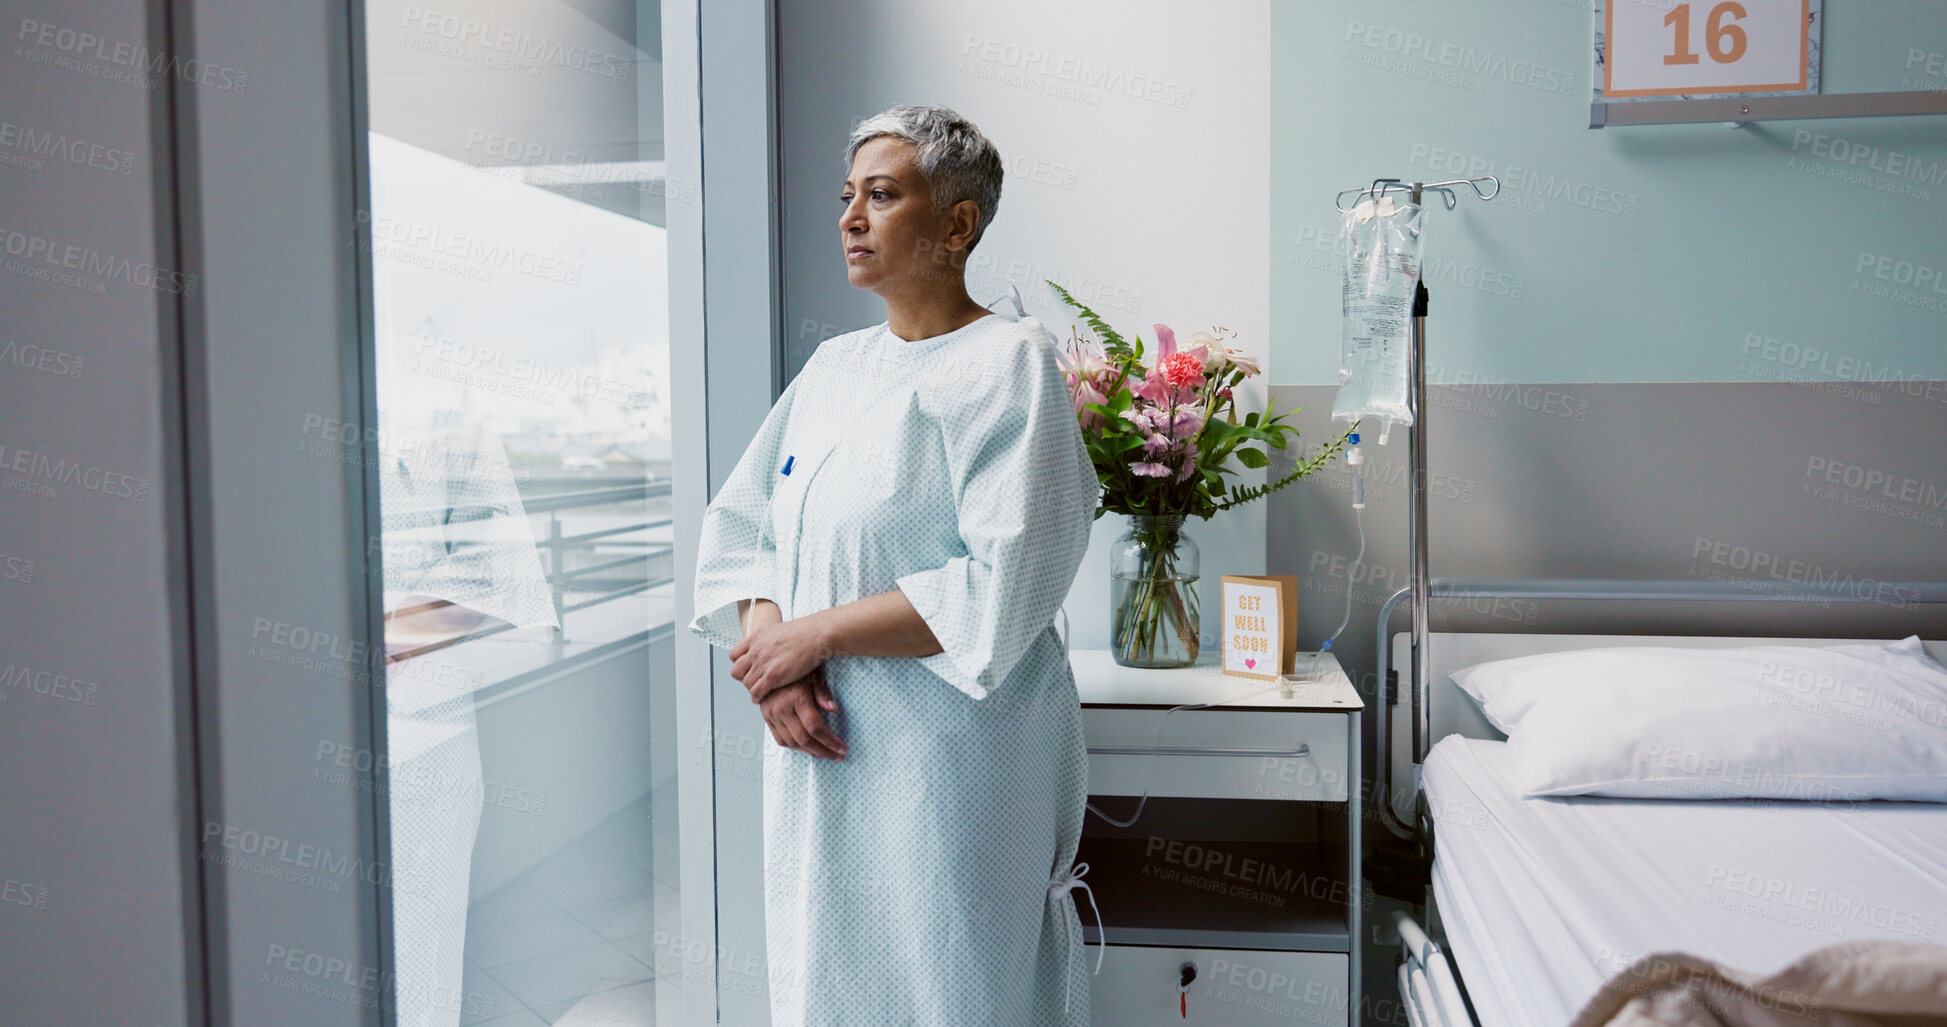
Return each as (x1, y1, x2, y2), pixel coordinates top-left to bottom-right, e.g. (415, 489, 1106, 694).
(1091, 944, 1349, 1026)
(1082, 709, 1349, 802)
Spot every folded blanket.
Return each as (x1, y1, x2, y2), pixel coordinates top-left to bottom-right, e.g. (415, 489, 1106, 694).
(1569, 942, 1947, 1027)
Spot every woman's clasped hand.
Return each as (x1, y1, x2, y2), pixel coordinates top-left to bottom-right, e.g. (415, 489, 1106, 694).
(731, 602, 848, 761)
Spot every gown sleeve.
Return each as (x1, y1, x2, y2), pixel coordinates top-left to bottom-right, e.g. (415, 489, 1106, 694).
(895, 327, 1096, 701)
(688, 371, 805, 650)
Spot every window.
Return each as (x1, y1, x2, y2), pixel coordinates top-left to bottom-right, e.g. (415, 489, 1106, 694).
(359, 1, 681, 1021)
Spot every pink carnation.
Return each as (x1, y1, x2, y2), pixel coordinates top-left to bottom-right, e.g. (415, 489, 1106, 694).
(1159, 352, 1204, 389)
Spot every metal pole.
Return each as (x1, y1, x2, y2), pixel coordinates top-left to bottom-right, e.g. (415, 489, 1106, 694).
(1406, 185, 1432, 788)
(1409, 288, 1430, 768)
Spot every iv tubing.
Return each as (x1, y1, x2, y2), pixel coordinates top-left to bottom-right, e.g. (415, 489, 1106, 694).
(1318, 503, 1366, 656)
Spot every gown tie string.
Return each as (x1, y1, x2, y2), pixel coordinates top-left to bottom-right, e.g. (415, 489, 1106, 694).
(1049, 860, 1104, 1013)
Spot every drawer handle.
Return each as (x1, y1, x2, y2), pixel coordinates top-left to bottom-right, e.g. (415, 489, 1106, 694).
(1086, 743, 1311, 758)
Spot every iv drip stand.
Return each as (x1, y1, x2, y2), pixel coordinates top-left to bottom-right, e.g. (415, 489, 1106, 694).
(1332, 177, 1498, 844)
(1406, 242, 1432, 841)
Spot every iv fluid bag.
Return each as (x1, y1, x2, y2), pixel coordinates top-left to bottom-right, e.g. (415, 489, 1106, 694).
(1331, 195, 1425, 438)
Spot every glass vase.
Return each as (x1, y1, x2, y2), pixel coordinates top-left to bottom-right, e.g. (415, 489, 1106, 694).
(1110, 513, 1201, 668)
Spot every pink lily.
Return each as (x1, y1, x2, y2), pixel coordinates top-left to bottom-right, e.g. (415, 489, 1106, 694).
(1131, 369, 1174, 405)
(1225, 347, 1263, 376)
(1072, 380, 1108, 430)
(1152, 323, 1177, 359)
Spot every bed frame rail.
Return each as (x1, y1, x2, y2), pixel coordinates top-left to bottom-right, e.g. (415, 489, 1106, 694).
(1393, 912, 1472, 1027)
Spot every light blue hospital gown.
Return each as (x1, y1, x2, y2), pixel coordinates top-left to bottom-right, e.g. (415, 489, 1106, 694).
(689, 311, 1100, 1026)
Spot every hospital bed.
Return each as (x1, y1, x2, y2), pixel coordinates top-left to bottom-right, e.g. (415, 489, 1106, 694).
(1372, 579, 1947, 1027)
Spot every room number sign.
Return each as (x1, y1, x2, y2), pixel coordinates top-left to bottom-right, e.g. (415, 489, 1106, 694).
(1599, 0, 1819, 98)
(1221, 575, 1297, 681)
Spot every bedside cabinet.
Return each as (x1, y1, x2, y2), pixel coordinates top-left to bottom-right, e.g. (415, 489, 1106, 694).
(1070, 649, 1363, 1026)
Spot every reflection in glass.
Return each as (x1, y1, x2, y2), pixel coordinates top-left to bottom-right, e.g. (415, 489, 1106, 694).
(360, 1, 678, 1022)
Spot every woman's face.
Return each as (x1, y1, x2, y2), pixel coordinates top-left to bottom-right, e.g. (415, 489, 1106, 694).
(839, 136, 977, 296)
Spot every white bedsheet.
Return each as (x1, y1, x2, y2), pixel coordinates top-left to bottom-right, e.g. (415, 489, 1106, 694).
(1423, 735, 1947, 1027)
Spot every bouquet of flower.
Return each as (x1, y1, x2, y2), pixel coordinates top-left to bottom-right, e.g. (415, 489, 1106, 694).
(1049, 280, 1348, 666)
(1049, 280, 1345, 519)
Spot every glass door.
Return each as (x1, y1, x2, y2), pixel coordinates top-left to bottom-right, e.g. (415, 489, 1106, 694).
(357, 2, 681, 1023)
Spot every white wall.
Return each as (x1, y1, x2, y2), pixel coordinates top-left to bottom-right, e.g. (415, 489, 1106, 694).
(778, 0, 1273, 653)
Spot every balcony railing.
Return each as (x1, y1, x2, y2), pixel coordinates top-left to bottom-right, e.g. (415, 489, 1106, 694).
(382, 479, 671, 664)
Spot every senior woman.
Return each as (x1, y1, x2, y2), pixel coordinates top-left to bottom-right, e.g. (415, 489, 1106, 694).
(689, 104, 1101, 1025)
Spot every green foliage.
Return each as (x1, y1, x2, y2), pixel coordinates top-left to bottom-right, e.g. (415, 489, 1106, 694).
(1213, 430, 1351, 513)
(1047, 281, 1135, 362)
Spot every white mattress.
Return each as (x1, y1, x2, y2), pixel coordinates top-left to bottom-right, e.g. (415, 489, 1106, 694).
(1423, 736, 1947, 1027)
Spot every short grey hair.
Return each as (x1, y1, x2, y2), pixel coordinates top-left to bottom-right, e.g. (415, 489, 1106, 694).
(845, 104, 1003, 251)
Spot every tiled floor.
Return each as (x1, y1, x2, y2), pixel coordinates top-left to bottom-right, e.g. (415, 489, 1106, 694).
(460, 792, 683, 1026)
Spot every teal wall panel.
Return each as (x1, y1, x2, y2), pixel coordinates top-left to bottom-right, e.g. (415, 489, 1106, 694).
(1272, 0, 1947, 385)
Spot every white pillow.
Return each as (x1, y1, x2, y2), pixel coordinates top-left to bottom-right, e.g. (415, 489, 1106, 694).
(1449, 637, 1947, 802)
